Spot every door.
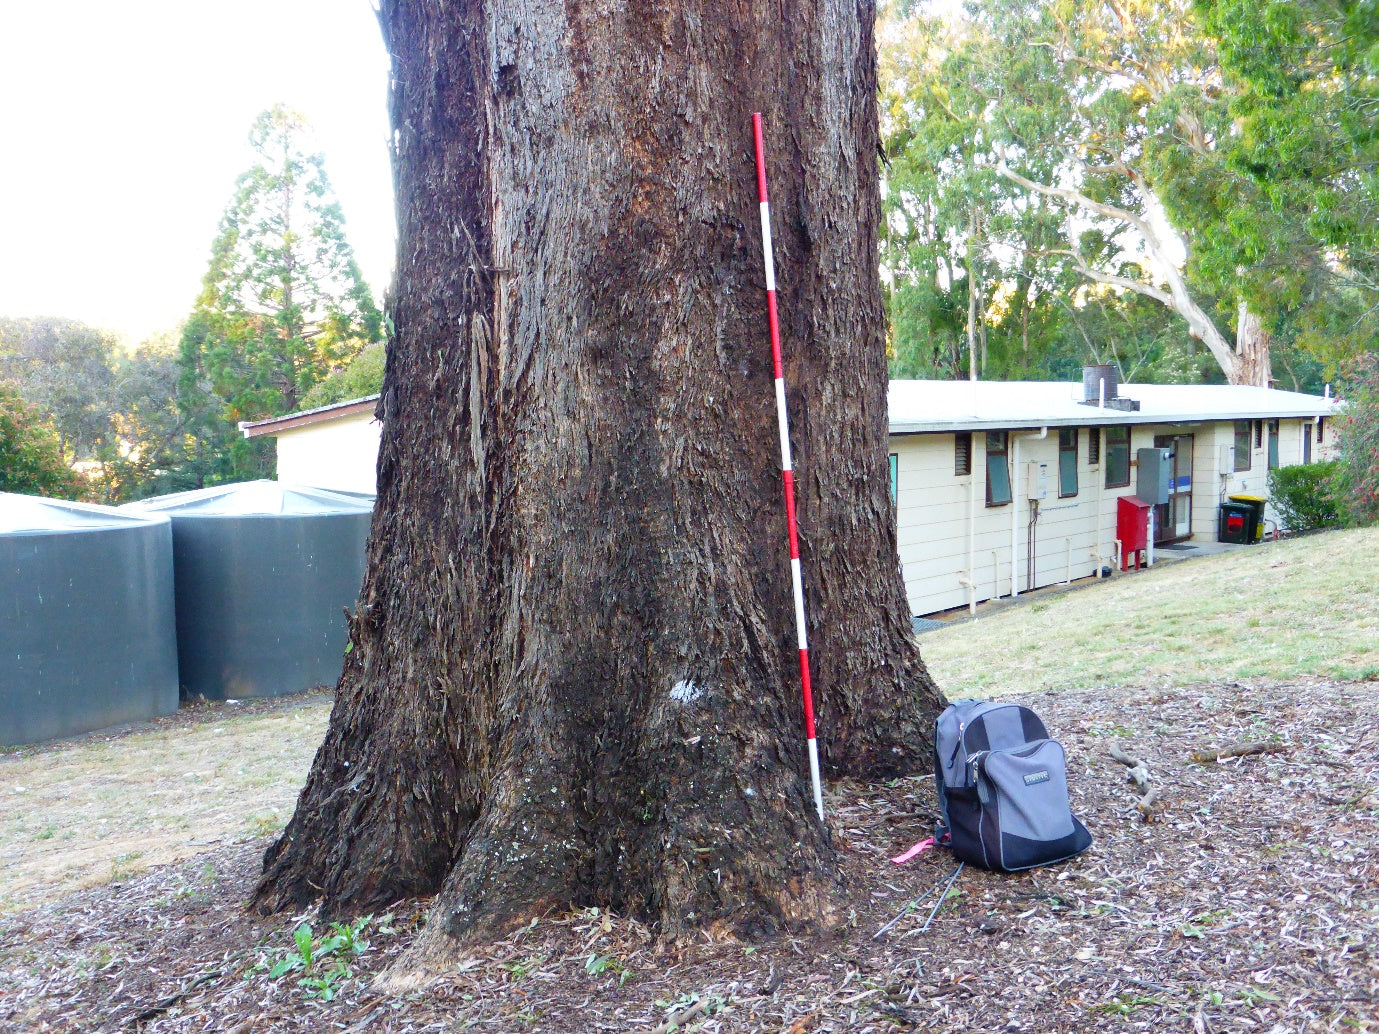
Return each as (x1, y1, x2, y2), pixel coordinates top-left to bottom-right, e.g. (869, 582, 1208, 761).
(1153, 434, 1194, 542)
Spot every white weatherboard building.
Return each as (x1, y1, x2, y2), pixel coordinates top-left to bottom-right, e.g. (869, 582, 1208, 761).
(241, 396, 382, 495)
(244, 377, 1340, 619)
(888, 378, 1338, 616)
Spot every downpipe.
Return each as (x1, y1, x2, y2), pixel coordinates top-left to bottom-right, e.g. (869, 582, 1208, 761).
(1010, 427, 1048, 597)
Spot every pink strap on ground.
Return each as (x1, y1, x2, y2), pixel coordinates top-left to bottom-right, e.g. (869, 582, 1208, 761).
(890, 837, 934, 865)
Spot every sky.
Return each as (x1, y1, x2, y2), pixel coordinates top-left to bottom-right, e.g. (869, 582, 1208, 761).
(0, 1, 394, 343)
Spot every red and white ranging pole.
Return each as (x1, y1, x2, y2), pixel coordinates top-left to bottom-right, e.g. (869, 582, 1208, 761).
(751, 112, 825, 822)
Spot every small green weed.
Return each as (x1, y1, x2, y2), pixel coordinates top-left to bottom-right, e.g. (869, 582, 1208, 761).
(504, 954, 547, 982)
(585, 953, 632, 986)
(245, 812, 282, 837)
(248, 914, 378, 1000)
(1093, 992, 1163, 1016)
(1190, 908, 1231, 926)
(110, 852, 145, 881)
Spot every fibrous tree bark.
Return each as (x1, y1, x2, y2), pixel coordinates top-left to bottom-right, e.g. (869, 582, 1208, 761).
(253, 0, 943, 965)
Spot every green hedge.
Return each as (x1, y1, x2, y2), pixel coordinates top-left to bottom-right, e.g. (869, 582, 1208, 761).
(1268, 461, 1344, 533)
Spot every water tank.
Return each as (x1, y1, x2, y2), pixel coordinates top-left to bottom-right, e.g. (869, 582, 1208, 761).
(1, 494, 179, 746)
(1083, 364, 1120, 403)
(125, 481, 373, 700)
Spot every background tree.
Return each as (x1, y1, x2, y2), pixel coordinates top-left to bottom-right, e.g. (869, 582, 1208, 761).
(1333, 353, 1379, 525)
(298, 341, 386, 409)
(254, 0, 942, 970)
(0, 316, 123, 462)
(94, 332, 232, 502)
(180, 105, 383, 480)
(0, 384, 86, 498)
(880, 0, 1355, 387)
(1198, 0, 1379, 370)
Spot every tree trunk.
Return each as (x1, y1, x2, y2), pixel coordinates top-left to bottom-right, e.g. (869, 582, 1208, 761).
(253, 0, 943, 964)
(1234, 302, 1273, 387)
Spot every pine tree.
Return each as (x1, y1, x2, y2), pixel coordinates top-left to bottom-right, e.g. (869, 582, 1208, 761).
(180, 105, 383, 479)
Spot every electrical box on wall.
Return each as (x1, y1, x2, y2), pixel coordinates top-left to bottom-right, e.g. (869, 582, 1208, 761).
(1137, 447, 1173, 505)
(1026, 461, 1048, 501)
(1219, 444, 1235, 472)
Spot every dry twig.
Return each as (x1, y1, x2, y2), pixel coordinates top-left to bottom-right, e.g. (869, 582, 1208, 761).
(1106, 741, 1157, 820)
(641, 996, 711, 1034)
(1190, 740, 1291, 764)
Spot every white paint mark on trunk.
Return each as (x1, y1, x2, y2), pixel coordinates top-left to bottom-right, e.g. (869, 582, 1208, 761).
(670, 679, 703, 705)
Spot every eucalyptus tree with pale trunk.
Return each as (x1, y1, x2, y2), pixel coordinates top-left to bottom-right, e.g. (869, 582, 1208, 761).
(885, 0, 1352, 387)
(253, 0, 944, 970)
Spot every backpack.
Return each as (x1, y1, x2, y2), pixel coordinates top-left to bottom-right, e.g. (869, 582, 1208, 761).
(933, 699, 1092, 872)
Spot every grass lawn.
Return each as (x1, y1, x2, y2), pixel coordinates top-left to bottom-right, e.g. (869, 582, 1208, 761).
(0, 527, 1375, 1032)
(0, 692, 330, 914)
(920, 526, 1379, 698)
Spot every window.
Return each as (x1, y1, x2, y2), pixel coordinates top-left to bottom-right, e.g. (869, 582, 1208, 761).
(1234, 421, 1252, 472)
(1088, 427, 1101, 466)
(954, 432, 972, 476)
(889, 453, 898, 503)
(1317, 417, 1325, 444)
(1302, 422, 1312, 464)
(986, 431, 1011, 506)
(1267, 419, 1279, 469)
(1105, 426, 1131, 488)
(1255, 420, 1263, 449)
(1058, 428, 1078, 497)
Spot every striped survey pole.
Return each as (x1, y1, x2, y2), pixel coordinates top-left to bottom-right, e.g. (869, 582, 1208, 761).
(752, 112, 825, 822)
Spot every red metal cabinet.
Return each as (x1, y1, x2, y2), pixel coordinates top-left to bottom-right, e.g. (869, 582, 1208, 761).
(1117, 496, 1152, 570)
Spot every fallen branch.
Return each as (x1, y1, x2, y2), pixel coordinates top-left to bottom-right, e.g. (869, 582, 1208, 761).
(132, 969, 224, 1023)
(642, 996, 711, 1034)
(1107, 742, 1150, 790)
(1190, 741, 1291, 764)
(1084, 966, 1176, 995)
(1135, 788, 1159, 820)
(1106, 742, 1157, 821)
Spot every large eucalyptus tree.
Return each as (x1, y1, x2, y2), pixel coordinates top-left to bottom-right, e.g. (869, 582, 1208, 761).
(254, 0, 943, 970)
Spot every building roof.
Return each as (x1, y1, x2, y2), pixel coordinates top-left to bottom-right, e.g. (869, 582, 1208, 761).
(238, 381, 1340, 441)
(240, 395, 380, 438)
(887, 380, 1339, 435)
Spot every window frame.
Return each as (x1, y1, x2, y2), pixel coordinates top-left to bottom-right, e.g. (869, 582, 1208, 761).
(985, 431, 1012, 507)
(1267, 419, 1280, 470)
(1104, 426, 1131, 488)
(889, 453, 899, 503)
(1058, 427, 1078, 498)
(1302, 421, 1312, 464)
(1234, 420, 1253, 472)
(954, 432, 973, 477)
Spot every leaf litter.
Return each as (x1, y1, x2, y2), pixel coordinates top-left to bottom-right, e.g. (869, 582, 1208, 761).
(0, 676, 1374, 1032)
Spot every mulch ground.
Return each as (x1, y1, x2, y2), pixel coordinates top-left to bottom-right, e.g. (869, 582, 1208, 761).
(1, 677, 1375, 1033)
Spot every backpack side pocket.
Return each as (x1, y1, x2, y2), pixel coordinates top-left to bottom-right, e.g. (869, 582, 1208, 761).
(979, 739, 1092, 871)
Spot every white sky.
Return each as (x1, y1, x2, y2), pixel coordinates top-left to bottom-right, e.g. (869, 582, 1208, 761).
(0, 1, 394, 343)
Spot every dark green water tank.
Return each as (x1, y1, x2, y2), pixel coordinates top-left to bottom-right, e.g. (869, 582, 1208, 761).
(125, 482, 373, 701)
(1, 494, 179, 746)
